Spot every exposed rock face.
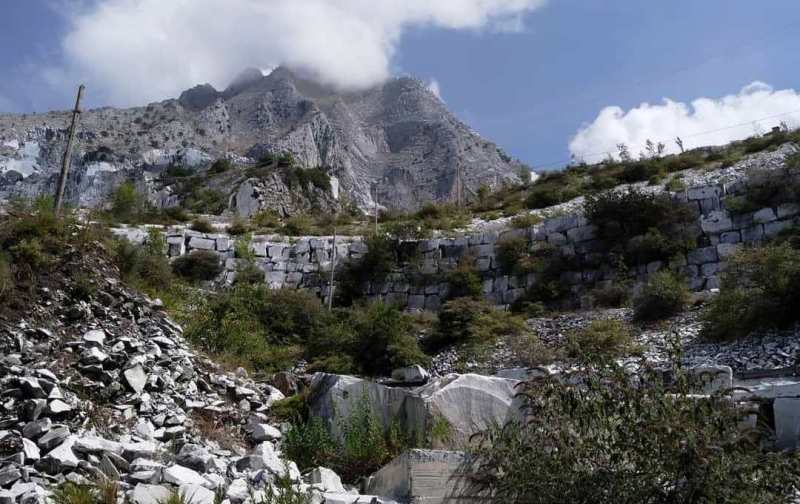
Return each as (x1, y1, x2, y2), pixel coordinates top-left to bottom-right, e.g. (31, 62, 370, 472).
(308, 373, 524, 447)
(366, 450, 480, 504)
(0, 67, 523, 211)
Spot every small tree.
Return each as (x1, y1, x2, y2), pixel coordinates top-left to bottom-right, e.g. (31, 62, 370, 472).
(469, 355, 800, 503)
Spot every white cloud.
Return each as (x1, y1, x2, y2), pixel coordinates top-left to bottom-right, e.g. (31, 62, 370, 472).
(427, 79, 443, 101)
(54, 0, 547, 106)
(569, 82, 800, 161)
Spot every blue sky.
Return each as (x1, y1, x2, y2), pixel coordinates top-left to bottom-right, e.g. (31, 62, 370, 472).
(1, 1, 798, 169)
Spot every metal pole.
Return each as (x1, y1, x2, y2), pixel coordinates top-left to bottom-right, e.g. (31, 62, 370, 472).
(328, 227, 337, 311)
(55, 84, 85, 214)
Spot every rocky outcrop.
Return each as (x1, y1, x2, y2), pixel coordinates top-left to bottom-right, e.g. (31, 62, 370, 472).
(308, 373, 523, 448)
(0, 67, 523, 212)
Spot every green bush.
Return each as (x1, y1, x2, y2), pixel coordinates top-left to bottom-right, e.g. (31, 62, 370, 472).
(251, 210, 281, 229)
(633, 271, 689, 322)
(469, 359, 800, 503)
(336, 234, 396, 306)
(585, 189, 695, 266)
(525, 184, 572, 209)
(209, 158, 233, 174)
(112, 229, 173, 291)
(284, 394, 408, 484)
(590, 281, 630, 308)
(185, 284, 424, 376)
(345, 302, 428, 376)
(724, 158, 800, 215)
(171, 250, 222, 282)
(496, 237, 537, 275)
(283, 416, 338, 471)
(585, 189, 694, 243)
(281, 214, 315, 235)
(51, 483, 97, 504)
(163, 165, 193, 178)
(567, 319, 636, 361)
(431, 297, 525, 351)
(444, 258, 483, 300)
(703, 244, 800, 341)
(257, 471, 313, 504)
(182, 187, 227, 215)
(189, 218, 214, 233)
(0, 254, 12, 299)
(110, 181, 146, 222)
(509, 213, 542, 229)
(226, 216, 250, 235)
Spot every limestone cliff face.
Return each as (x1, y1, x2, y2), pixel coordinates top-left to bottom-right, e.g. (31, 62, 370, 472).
(0, 67, 525, 212)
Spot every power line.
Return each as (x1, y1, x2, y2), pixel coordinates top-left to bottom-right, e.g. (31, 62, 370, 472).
(531, 108, 800, 171)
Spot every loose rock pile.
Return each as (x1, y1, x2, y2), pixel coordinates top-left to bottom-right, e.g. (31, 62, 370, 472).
(0, 272, 395, 504)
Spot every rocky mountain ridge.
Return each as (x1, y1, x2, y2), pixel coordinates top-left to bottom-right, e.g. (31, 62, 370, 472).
(0, 67, 525, 213)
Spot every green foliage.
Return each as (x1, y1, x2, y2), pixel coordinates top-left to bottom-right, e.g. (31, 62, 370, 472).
(344, 302, 429, 376)
(181, 186, 227, 215)
(665, 176, 687, 192)
(281, 215, 314, 235)
(283, 416, 338, 472)
(271, 393, 309, 423)
(585, 189, 695, 266)
(171, 250, 223, 282)
(380, 203, 470, 236)
(0, 254, 12, 299)
(284, 395, 406, 483)
(633, 271, 689, 322)
(189, 218, 214, 233)
(255, 471, 313, 504)
(110, 181, 146, 222)
(0, 197, 80, 288)
(496, 237, 538, 275)
(112, 229, 173, 290)
(509, 213, 542, 229)
(293, 166, 331, 192)
(431, 297, 526, 352)
(185, 284, 424, 375)
(510, 244, 576, 310)
(724, 157, 800, 214)
(251, 210, 281, 230)
(590, 281, 630, 308)
(585, 189, 693, 243)
(567, 319, 637, 361)
(336, 234, 397, 306)
(445, 259, 483, 300)
(209, 158, 233, 174)
(162, 165, 193, 178)
(51, 483, 97, 504)
(158, 489, 191, 504)
(469, 358, 800, 503)
(227, 216, 251, 235)
(703, 244, 800, 341)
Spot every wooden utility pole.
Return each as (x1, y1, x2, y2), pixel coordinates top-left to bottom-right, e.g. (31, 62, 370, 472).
(54, 84, 85, 214)
(374, 186, 379, 235)
(455, 164, 463, 207)
(327, 227, 337, 311)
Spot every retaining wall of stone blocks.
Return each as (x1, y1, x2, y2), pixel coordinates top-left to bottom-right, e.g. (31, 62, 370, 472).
(116, 177, 800, 311)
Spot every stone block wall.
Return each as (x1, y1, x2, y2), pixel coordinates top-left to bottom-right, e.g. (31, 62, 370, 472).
(115, 176, 800, 311)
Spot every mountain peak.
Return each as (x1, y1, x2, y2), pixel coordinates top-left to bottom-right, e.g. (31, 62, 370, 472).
(224, 67, 266, 97)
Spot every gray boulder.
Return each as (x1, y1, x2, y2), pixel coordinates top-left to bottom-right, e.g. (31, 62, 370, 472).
(365, 450, 477, 504)
(309, 373, 523, 447)
(131, 485, 172, 504)
(175, 444, 213, 473)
